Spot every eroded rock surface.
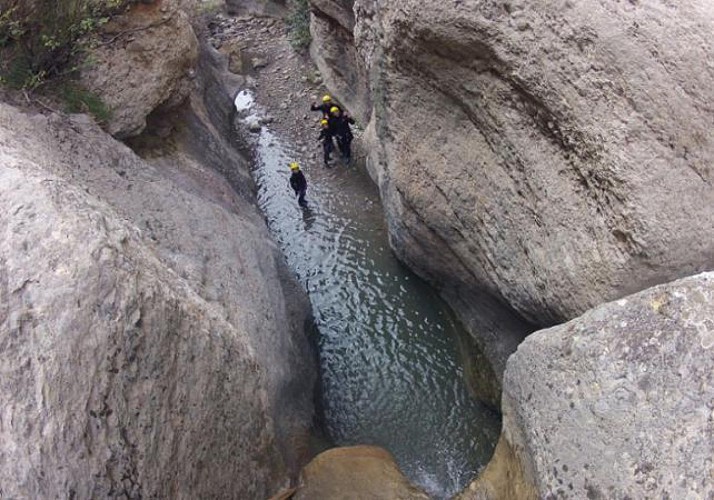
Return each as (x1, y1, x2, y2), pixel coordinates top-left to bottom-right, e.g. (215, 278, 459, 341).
(81, 0, 199, 138)
(288, 446, 430, 500)
(461, 272, 714, 499)
(309, 0, 371, 123)
(226, 0, 288, 17)
(315, 0, 714, 329)
(0, 89, 313, 497)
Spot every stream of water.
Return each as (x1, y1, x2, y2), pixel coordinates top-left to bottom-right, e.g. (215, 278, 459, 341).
(235, 91, 500, 498)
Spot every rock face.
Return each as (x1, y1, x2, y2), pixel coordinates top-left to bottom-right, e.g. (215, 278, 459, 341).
(305, 3, 714, 496)
(311, 0, 714, 329)
(287, 446, 430, 500)
(81, 0, 199, 138)
(460, 272, 714, 499)
(454, 435, 535, 500)
(226, 0, 288, 17)
(309, 0, 371, 123)
(0, 78, 314, 498)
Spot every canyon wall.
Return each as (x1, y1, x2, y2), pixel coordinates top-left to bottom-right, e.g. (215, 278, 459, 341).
(307, 0, 714, 497)
(309, 0, 371, 123)
(385, 0, 712, 326)
(81, 0, 200, 139)
(310, 0, 714, 328)
(0, 2, 315, 497)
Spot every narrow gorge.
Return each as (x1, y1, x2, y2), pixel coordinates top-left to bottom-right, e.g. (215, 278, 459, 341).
(0, 0, 712, 499)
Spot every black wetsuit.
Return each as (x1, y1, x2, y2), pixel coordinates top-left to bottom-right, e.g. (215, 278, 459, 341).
(289, 170, 308, 206)
(331, 114, 355, 160)
(317, 127, 334, 165)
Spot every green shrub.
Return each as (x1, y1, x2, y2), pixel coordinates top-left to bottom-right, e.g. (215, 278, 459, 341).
(287, 0, 311, 51)
(0, 0, 134, 90)
(60, 82, 111, 123)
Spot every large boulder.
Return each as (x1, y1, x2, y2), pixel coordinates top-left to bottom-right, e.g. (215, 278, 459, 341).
(461, 272, 714, 499)
(81, 0, 199, 138)
(339, 0, 714, 329)
(0, 96, 313, 497)
(287, 446, 430, 500)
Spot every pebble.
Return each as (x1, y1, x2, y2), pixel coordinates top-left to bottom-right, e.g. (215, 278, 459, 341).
(515, 19, 530, 31)
(251, 57, 269, 69)
(246, 117, 262, 132)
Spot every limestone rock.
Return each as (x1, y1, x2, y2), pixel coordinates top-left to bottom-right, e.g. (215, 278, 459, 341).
(252, 56, 270, 70)
(469, 272, 714, 499)
(81, 0, 199, 138)
(0, 96, 313, 497)
(309, 0, 372, 123)
(219, 38, 246, 74)
(331, 0, 714, 328)
(455, 435, 535, 500)
(291, 446, 430, 500)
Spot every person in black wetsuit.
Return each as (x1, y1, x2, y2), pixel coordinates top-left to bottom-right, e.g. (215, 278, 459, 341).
(329, 107, 355, 162)
(310, 94, 341, 118)
(289, 162, 308, 206)
(317, 118, 334, 166)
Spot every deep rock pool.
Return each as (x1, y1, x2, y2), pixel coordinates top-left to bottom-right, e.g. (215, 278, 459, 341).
(236, 91, 500, 498)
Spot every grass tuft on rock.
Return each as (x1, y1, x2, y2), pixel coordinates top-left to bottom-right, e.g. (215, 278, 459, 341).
(60, 82, 111, 123)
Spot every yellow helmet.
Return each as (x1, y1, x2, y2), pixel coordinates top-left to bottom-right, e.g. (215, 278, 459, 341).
(322, 95, 332, 103)
(289, 162, 300, 171)
(320, 119, 329, 126)
(330, 106, 340, 114)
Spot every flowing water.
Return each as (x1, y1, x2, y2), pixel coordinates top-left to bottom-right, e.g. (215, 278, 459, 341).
(235, 91, 500, 498)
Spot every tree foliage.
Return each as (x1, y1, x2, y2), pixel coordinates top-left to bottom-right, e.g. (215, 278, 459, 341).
(0, 0, 134, 89)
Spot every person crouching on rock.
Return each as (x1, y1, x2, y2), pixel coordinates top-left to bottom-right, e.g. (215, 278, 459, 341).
(289, 162, 308, 206)
(329, 106, 355, 163)
(311, 94, 341, 118)
(317, 119, 334, 166)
